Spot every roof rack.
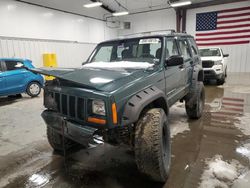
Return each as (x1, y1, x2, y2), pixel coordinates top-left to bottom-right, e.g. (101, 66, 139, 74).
(120, 29, 176, 38)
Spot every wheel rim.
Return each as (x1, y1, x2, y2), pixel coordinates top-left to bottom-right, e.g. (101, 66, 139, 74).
(29, 83, 40, 95)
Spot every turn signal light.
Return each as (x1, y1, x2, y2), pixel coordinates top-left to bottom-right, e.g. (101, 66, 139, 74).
(87, 117, 106, 125)
(112, 103, 118, 124)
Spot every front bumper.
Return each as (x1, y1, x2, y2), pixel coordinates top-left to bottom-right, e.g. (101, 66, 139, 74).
(42, 110, 97, 145)
(203, 68, 223, 80)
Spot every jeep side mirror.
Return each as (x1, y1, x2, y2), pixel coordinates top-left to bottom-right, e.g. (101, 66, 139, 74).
(165, 55, 184, 67)
(223, 54, 229, 57)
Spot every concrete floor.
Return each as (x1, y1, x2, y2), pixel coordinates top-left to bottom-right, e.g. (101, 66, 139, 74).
(1, 73, 250, 188)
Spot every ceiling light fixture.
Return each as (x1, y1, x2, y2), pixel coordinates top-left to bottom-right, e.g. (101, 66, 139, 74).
(170, 1, 192, 7)
(112, 11, 129, 17)
(83, 2, 103, 8)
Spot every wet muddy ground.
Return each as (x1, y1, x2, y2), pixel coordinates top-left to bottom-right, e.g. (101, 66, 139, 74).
(1, 73, 250, 188)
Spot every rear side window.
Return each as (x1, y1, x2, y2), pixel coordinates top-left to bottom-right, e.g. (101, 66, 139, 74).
(5, 61, 23, 71)
(178, 40, 191, 60)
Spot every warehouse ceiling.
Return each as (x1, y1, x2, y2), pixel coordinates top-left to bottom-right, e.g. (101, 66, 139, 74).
(14, 0, 243, 20)
(101, 0, 215, 12)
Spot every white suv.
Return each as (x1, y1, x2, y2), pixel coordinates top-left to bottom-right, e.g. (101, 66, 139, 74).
(199, 47, 229, 85)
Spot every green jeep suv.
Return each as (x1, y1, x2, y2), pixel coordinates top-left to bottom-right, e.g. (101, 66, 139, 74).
(32, 32, 205, 182)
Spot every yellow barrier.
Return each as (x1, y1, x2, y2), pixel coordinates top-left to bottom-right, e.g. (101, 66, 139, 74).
(43, 53, 57, 80)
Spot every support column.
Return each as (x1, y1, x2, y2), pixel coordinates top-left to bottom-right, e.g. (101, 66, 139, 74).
(176, 8, 187, 32)
(176, 9, 181, 32)
(181, 9, 187, 32)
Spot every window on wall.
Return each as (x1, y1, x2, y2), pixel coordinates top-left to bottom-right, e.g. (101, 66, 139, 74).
(5, 61, 22, 71)
(178, 40, 191, 60)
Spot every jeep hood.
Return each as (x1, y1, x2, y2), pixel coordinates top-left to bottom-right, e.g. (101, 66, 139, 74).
(30, 61, 154, 92)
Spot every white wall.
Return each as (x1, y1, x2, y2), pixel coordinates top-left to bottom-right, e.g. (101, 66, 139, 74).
(186, 1, 250, 72)
(118, 9, 176, 36)
(0, 38, 96, 68)
(0, 0, 118, 67)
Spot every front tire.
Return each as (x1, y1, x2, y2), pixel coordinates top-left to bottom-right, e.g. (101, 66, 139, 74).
(26, 82, 41, 97)
(185, 82, 205, 119)
(135, 108, 171, 182)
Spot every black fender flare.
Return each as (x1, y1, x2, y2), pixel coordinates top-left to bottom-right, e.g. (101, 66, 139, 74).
(193, 65, 204, 83)
(121, 86, 169, 126)
(189, 65, 204, 93)
(185, 65, 204, 104)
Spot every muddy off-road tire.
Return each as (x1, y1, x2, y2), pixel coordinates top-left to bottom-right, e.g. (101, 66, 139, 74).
(135, 108, 171, 182)
(47, 126, 80, 153)
(185, 82, 205, 119)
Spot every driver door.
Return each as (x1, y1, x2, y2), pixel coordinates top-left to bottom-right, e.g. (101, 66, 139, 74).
(177, 38, 193, 89)
(164, 38, 184, 105)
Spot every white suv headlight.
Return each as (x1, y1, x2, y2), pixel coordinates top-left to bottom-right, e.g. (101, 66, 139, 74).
(214, 60, 222, 65)
(92, 100, 106, 116)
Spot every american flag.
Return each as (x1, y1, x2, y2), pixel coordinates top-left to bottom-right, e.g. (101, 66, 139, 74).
(195, 6, 250, 46)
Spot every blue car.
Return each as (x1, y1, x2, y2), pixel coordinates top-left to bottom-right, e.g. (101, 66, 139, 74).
(0, 58, 44, 97)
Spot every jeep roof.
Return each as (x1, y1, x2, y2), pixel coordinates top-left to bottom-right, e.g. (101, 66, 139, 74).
(101, 33, 195, 44)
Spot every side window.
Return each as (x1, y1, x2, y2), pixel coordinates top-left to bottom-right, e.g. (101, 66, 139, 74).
(5, 61, 22, 71)
(178, 40, 191, 60)
(93, 46, 113, 62)
(188, 38, 199, 56)
(166, 39, 179, 58)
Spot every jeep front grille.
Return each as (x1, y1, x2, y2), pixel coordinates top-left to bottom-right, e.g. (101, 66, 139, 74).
(202, 60, 214, 68)
(46, 91, 85, 121)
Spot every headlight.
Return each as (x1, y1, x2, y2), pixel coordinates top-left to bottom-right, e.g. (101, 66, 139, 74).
(92, 100, 106, 116)
(214, 60, 222, 65)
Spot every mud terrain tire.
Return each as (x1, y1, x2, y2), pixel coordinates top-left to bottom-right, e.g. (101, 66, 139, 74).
(185, 82, 205, 119)
(135, 108, 171, 182)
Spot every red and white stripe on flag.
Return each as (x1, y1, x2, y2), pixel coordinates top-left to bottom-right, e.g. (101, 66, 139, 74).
(196, 6, 250, 46)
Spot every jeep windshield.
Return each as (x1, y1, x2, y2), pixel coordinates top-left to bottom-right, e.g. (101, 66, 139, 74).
(88, 37, 163, 65)
(199, 48, 221, 57)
